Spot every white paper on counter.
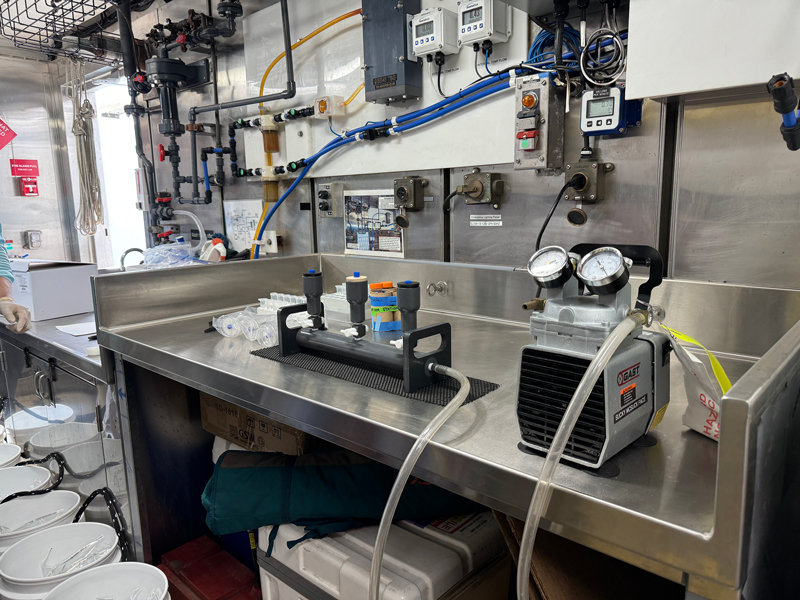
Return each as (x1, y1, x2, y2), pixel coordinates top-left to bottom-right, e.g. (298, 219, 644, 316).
(55, 322, 96, 337)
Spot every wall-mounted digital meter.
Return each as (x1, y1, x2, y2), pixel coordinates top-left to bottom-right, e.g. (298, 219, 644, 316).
(457, 0, 511, 47)
(411, 7, 459, 58)
(580, 86, 643, 136)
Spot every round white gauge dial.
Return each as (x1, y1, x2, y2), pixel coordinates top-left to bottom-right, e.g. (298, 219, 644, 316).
(527, 246, 574, 288)
(577, 247, 630, 294)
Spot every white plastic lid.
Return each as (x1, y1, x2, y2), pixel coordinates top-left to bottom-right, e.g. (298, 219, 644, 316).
(87, 345, 100, 357)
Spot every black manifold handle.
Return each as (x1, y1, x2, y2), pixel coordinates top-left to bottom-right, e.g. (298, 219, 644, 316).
(569, 244, 663, 309)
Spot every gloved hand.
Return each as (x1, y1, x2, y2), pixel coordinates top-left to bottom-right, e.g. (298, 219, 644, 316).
(0, 298, 31, 333)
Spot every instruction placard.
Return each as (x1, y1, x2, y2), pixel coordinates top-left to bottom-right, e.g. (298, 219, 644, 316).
(344, 189, 404, 257)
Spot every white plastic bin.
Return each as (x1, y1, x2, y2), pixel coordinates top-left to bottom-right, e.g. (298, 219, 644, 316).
(77, 464, 127, 524)
(0, 467, 50, 503)
(0, 446, 20, 470)
(0, 522, 121, 599)
(0, 491, 82, 556)
(41, 562, 170, 600)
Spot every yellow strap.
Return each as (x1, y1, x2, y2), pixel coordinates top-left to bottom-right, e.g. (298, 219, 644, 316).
(664, 327, 732, 394)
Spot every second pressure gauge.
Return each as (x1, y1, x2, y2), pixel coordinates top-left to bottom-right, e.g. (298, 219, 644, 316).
(576, 247, 631, 295)
(527, 246, 575, 288)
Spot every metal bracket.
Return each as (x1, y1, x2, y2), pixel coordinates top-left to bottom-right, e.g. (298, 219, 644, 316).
(402, 323, 451, 393)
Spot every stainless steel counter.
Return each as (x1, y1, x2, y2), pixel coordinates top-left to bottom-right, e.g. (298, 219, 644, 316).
(0, 312, 107, 381)
(94, 255, 800, 600)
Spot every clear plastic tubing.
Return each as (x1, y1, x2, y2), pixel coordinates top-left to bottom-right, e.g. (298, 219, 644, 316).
(515, 313, 647, 600)
(368, 364, 471, 600)
(172, 210, 207, 252)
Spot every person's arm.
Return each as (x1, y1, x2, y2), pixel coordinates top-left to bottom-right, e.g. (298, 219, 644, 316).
(0, 228, 30, 334)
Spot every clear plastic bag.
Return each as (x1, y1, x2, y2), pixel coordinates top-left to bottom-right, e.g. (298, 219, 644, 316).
(143, 242, 192, 270)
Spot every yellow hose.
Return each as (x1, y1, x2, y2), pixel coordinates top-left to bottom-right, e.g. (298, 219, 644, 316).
(344, 82, 365, 106)
(258, 9, 363, 114)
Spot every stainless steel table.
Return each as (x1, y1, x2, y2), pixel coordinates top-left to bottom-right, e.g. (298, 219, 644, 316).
(95, 255, 800, 600)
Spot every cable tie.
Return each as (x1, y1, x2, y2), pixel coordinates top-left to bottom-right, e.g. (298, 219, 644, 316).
(388, 128, 401, 136)
(391, 116, 399, 126)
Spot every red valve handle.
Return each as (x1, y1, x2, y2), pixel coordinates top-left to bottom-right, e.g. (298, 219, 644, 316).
(158, 144, 166, 162)
(157, 231, 173, 238)
(176, 33, 187, 44)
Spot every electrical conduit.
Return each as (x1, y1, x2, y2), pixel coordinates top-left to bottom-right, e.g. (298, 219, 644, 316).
(515, 312, 648, 600)
(368, 364, 471, 600)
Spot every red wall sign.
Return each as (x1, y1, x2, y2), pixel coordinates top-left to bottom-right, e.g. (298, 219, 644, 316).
(19, 177, 38, 197)
(10, 159, 38, 177)
(0, 119, 16, 151)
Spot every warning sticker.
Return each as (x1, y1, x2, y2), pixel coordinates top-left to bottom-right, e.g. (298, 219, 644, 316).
(620, 383, 637, 406)
(614, 394, 648, 423)
(0, 118, 16, 151)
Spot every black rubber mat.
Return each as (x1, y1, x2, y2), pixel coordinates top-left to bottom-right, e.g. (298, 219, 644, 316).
(251, 346, 499, 406)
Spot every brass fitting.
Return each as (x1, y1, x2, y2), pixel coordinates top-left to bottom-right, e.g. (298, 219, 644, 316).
(522, 298, 547, 312)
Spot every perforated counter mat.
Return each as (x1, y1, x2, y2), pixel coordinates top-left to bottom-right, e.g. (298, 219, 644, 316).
(251, 346, 499, 406)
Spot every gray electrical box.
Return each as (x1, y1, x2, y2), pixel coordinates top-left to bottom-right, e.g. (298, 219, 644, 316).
(362, 0, 422, 104)
(514, 75, 565, 171)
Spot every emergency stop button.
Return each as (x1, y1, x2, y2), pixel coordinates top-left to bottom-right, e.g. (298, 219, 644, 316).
(516, 130, 539, 151)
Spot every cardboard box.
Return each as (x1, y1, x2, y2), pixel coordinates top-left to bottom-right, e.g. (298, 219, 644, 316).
(199, 393, 308, 456)
(10, 259, 97, 321)
(440, 555, 511, 600)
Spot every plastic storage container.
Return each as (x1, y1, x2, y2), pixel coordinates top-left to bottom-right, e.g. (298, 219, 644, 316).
(0, 522, 121, 599)
(258, 511, 505, 600)
(42, 562, 170, 600)
(0, 491, 82, 556)
(0, 467, 50, 503)
(0, 445, 21, 470)
(78, 463, 127, 525)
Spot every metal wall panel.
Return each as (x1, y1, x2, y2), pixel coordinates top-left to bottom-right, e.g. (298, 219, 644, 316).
(452, 99, 665, 266)
(671, 95, 800, 288)
(314, 171, 444, 261)
(0, 58, 72, 261)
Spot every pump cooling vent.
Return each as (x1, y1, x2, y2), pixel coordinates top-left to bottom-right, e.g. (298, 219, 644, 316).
(517, 347, 606, 464)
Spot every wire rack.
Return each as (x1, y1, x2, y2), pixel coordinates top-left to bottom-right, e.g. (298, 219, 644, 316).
(0, 0, 120, 63)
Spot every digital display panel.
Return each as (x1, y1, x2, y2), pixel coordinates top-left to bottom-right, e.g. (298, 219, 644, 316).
(463, 7, 483, 25)
(587, 97, 615, 118)
(416, 21, 434, 38)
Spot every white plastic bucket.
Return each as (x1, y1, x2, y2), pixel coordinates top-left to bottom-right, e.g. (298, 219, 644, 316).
(42, 562, 169, 600)
(0, 491, 82, 556)
(6, 407, 74, 447)
(0, 467, 50, 503)
(0, 447, 20, 470)
(27, 424, 100, 461)
(77, 462, 128, 524)
(52, 438, 121, 493)
(0, 522, 120, 598)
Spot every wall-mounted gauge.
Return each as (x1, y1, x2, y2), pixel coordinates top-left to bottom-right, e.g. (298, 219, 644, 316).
(576, 247, 632, 295)
(526, 246, 575, 288)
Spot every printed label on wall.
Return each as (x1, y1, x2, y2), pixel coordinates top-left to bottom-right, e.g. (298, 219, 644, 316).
(10, 159, 38, 176)
(0, 119, 16, 151)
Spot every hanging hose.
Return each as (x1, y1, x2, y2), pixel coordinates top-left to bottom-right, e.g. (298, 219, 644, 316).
(344, 82, 365, 106)
(172, 210, 207, 252)
(67, 58, 104, 236)
(368, 364, 471, 600)
(516, 312, 648, 600)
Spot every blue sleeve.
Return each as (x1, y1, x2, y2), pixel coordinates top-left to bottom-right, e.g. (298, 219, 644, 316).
(0, 225, 13, 284)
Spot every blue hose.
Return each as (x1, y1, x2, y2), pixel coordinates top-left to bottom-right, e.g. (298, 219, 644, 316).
(783, 111, 798, 128)
(202, 161, 210, 191)
(394, 81, 510, 134)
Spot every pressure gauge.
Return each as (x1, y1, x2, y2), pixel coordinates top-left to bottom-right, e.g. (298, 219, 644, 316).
(527, 246, 575, 288)
(576, 247, 632, 295)
(412, 7, 459, 58)
(457, 0, 512, 47)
